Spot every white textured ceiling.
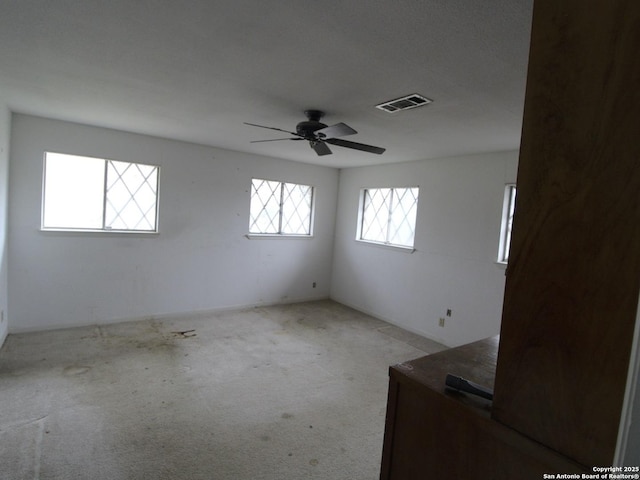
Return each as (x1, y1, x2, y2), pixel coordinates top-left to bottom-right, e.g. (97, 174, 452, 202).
(0, 1, 533, 168)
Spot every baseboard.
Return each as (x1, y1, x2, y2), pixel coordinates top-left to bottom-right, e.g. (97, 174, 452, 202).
(8, 295, 332, 335)
(329, 295, 451, 347)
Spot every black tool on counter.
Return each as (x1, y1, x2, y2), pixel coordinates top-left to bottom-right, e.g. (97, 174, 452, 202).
(445, 374, 494, 401)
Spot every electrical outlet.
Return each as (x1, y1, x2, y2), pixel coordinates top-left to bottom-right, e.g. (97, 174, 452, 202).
(446, 309, 452, 317)
(439, 317, 445, 327)
(1, 310, 4, 323)
(312, 282, 317, 288)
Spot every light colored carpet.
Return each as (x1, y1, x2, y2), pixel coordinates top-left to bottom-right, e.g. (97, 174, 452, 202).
(0, 300, 447, 480)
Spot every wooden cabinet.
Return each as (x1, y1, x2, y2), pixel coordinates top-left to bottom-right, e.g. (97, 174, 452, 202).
(380, 337, 586, 480)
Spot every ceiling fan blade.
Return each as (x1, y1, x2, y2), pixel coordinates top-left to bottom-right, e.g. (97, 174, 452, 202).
(311, 141, 332, 156)
(244, 122, 300, 137)
(315, 122, 357, 139)
(325, 138, 386, 155)
(250, 138, 301, 143)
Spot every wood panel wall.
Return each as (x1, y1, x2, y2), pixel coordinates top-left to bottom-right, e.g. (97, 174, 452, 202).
(492, 0, 640, 467)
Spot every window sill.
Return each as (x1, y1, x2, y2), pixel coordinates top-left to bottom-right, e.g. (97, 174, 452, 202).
(355, 239, 416, 253)
(245, 233, 314, 240)
(40, 228, 158, 235)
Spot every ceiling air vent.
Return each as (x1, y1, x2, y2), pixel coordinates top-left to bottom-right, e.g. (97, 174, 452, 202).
(375, 94, 433, 113)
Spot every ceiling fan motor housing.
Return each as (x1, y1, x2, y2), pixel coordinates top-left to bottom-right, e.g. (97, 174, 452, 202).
(296, 120, 327, 138)
(297, 110, 327, 138)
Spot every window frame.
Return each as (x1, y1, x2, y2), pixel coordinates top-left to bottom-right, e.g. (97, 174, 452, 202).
(247, 178, 315, 238)
(41, 151, 160, 234)
(497, 184, 517, 264)
(355, 185, 419, 252)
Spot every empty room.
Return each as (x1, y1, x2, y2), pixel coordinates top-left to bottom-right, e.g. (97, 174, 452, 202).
(1, 1, 639, 479)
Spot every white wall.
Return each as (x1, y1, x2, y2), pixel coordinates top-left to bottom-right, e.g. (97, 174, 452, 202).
(330, 151, 518, 347)
(7, 113, 517, 346)
(8, 114, 338, 332)
(0, 102, 9, 346)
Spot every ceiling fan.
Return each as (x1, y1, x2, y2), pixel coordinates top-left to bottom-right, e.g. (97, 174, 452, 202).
(244, 110, 385, 156)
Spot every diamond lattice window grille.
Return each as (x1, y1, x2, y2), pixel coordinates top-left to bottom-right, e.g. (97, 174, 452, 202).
(360, 187, 419, 248)
(250, 179, 282, 234)
(42, 152, 159, 232)
(105, 160, 159, 231)
(249, 179, 313, 235)
(281, 183, 313, 234)
(388, 187, 419, 247)
(361, 188, 391, 243)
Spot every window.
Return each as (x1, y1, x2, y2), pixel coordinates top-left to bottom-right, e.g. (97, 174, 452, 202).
(498, 184, 517, 263)
(249, 178, 314, 235)
(42, 152, 159, 232)
(357, 187, 419, 249)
